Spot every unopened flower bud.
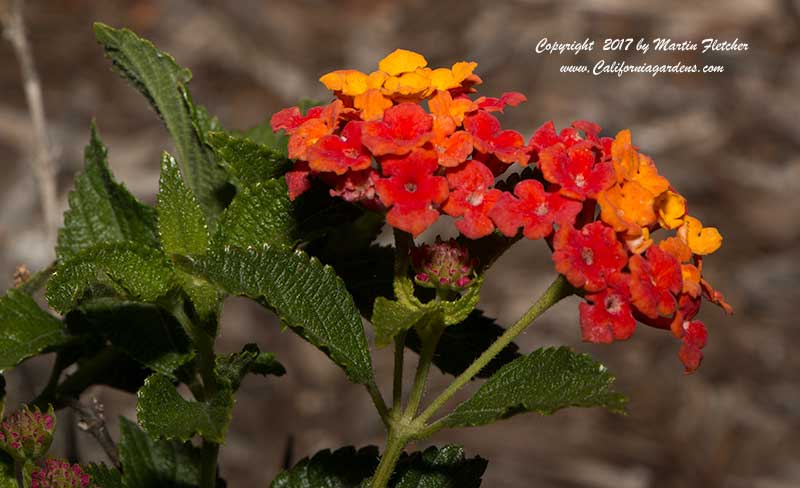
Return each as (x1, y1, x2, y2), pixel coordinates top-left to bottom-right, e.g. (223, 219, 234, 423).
(0, 405, 55, 461)
(411, 237, 476, 290)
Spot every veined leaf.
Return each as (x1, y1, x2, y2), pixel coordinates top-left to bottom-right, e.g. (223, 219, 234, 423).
(157, 152, 209, 256)
(136, 374, 233, 443)
(46, 242, 175, 313)
(238, 119, 288, 155)
(180, 245, 373, 385)
(372, 298, 442, 348)
(392, 445, 487, 488)
(443, 347, 627, 428)
(85, 464, 124, 488)
(207, 131, 291, 189)
(215, 343, 285, 391)
(271, 446, 379, 488)
(66, 301, 193, 379)
(93, 23, 229, 222)
(57, 124, 158, 263)
(117, 417, 203, 487)
(0, 289, 68, 370)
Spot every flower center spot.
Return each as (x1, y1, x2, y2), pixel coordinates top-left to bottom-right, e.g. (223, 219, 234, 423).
(604, 295, 622, 314)
(575, 173, 586, 188)
(404, 182, 418, 193)
(581, 247, 594, 265)
(535, 203, 549, 216)
(466, 192, 484, 207)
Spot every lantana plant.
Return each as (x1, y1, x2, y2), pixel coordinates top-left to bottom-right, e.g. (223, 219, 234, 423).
(0, 25, 731, 488)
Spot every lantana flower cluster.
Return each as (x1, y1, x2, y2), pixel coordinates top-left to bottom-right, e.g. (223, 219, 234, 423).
(270, 49, 731, 372)
(0, 405, 55, 460)
(31, 459, 92, 488)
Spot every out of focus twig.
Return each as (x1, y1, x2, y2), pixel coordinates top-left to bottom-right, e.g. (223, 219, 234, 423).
(66, 397, 121, 469)
(1, 0, 58, 242)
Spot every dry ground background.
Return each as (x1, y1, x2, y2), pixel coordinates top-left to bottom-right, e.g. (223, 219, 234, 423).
(1, 0, 799, 486)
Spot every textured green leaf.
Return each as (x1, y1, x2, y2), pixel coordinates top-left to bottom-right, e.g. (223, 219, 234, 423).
(46, 243, 175, 313)
(439, 277, 483, 326)
(117, 417, 203, 487)
(177, 271, 224, 336)
(85, 463, 124, 488)
(271, 445, 486, 488)
(215, 343, 285, 391)
(93, 23, 229, 221)
(66, 301, 194, 379)
(372, 298, 442, 348)
(57, 124, 158, 263)
(213, 179, 363, 250)
(443, 347, 627, 428)
(136, 374, 233, 443)
(207, 131, 291, 188)
(406, 310, 520, 379)
(392, 445, 487, 488)
(0, 289, 68, 370)
(271, 446, 379, 488)
(181, 245, 373, 385)
(157, 152, 209, 256)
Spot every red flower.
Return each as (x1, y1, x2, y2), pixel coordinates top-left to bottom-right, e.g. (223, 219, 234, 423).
(361, 103, 433, 156)
(489, 179, 582, 240)
(432, 129, 473, 168)
(285, 161, 312, 201)
(375, 149, 448, 236)
(270, 105, 324, 133)
(539, 141, 615, 200)
(442, 161, 502, 239)
(629, 246, 682, 319)
(285, 101, 345, 160)
(579, 272, 636, 343)
(529, 120, 602, 153)
(464, 111, 530, 165)
(678, 320, 707, 373)
(324, 168, 382, 209)
(552, 221, 627, 292)
(475, 92, 527, 112)
(306, 121, 372, 175)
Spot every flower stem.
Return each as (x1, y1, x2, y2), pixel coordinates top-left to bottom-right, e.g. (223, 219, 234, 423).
(200, 442, 219, 488)
(367, 382, 390, 428)
(370, 434, 406, 488)
(414, 275, 572, 427)
(403, 327, 442, 419)
(392, 331, 407, 412)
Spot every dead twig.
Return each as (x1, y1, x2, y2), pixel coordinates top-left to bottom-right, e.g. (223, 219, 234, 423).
(66, 397, 121, 469)
(1, 0, 59, 242)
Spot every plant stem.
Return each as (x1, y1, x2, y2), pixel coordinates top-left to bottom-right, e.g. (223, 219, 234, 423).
(414, 275, 572, 426)
(369, 434, 406, 488)
(392, 331, 406, 412)
(200, 442, 219, 488)
(402, 327, 441, 419)
(366, 382, 390, 428)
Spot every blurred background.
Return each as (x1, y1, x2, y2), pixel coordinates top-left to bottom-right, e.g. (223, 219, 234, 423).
(1, 0, 798, 486)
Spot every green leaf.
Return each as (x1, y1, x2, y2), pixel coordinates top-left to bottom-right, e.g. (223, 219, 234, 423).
(117, 417, 204, 487)
(0, 289, 68, 370)
(213, 179, 364, 250)
(215, 343, 285, 391)
(136, 374, 233, 443)
(177, 271, 224, 336)
(180, 245, 373, 385)
(271, 445, 486, 488)
(237, 119, 288, 155)
(443, 347, 627, 428)
(0, 452, 15, 488)
(271, 446, 379, 488)
(406, 310, 520, 379)
(392, 445, 487, 488)
(93, 23, 229, 221)
(85, 463, 124, 488)
(157, 152, 209, 256)
(66, 301, 194, 379)
(439, 277, 483, 326)
(57, 124, 158, 263)
(46, 243, 175, 313)
(372, 298, 442, 348)
(207, 131, 291, 189)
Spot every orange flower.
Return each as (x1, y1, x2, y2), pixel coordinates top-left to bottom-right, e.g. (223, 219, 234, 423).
(678, 216, 722, 255)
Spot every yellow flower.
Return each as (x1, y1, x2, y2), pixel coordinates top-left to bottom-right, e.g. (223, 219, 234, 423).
(655, 191, 687, 229)
(378, 49, 428, 76)
(679, 216, 722, 255)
